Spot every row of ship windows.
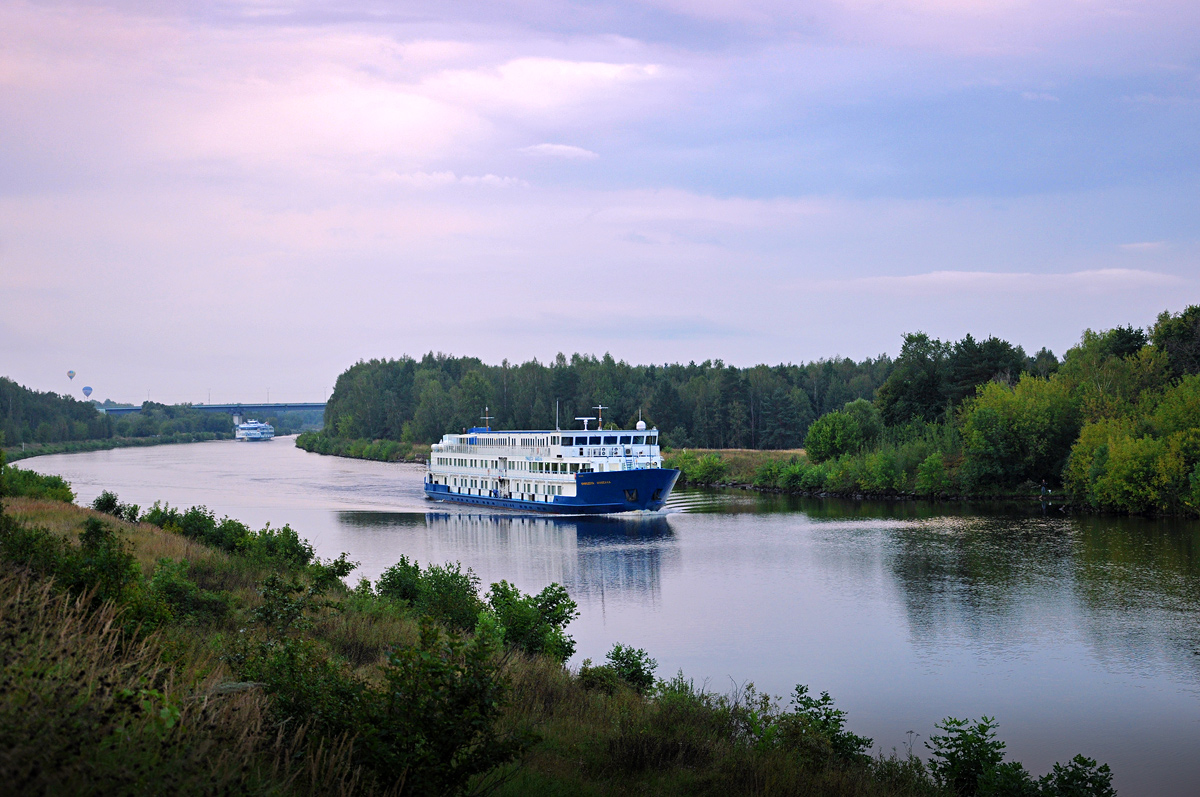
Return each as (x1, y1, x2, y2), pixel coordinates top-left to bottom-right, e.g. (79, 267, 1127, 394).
(435, 457, 593, 473)
(561, 435, 656, 446)
(449, 477, 564, 496)
(449, 434, 657, 447)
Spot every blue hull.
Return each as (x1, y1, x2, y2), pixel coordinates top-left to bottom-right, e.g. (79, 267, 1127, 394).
(424, 468, 680, 514)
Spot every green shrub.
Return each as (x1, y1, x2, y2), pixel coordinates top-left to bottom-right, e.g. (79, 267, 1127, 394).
(245, 522, 315, 567)
(2, 466, 75, 502)
(605, 643, 658, 694)
(800, 462, 828, 490)
(753, 459, 785, 488)
(419, 562, 485, 633)
(1037, 755, 1115, 797)
(231, 574, 524, 795)
(926, 716, 1006, 796)
(779, 460, 809, 491)
(92, 489, 120, 514)
(805, 411, 863, 462)
(576, 660, 621, 694)
(926, 716, 1114, 797)
(92, 490, 140, 522)
(916, 451, 950, 497)
(0, 516, 168, 631)
(373, 557, 492, 634)
(689, 453, 729, 484)
(485, 580, 579, 663)
(358, 618, 526, 794)
(376, 555, 422, 603)
(149, 558, 229, 624)
(959, 376, 1080, 490)
(784, 684, 873, 763)
(863, 451, 901, 493)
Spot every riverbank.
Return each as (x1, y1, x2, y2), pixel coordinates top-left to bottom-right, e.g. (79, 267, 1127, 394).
(3, 431, 232, 463)
(294, 430, 430, 462)
(665, 448, 1071, 506)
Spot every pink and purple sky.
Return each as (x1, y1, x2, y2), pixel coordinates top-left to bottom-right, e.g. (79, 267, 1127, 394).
(2, 0, 1198, 404)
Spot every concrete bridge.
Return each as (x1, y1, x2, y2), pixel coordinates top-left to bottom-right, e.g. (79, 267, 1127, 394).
(100, 402, 326, 417)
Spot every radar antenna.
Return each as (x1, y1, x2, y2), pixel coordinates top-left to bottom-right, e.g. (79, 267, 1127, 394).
(574, 416, 596, 431)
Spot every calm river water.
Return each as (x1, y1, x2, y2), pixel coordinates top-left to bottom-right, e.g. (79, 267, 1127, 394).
(18, 437, 1200, 795)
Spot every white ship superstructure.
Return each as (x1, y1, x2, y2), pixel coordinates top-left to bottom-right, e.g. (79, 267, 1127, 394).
(235, 420, 275, 441)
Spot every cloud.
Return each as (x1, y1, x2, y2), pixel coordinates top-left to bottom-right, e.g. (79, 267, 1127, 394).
(1120, 241, 1168, 251)
(1021, 91, 1060, 102)
(383, 171, 529, 188)
(808, 269, 1185, 295)
(520, 143, 600, 159)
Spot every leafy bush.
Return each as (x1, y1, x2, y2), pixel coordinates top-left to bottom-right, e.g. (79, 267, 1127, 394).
(230, 573, 524, 795)
(690, 453, 729, 484)
(958, 376, 1081, 490)
(92, 489, 139, 522)
(2, 466, 74, 502)
(358, 618, 526, 794)
(1037, 755, 1115, 797)
(92, 489, 120, 514)
(373, 556, 486, 633)
(805, 410, 863, 462)
(916, 451, 950, 497)
(376, 555, 422, 603)
(926, 716, 1114, 797)
(754, 459, 785, 488)
(783, 684, 873, 763)
(605, 643, 658, 694)
(800, 461, 828, 490)
(576, 659, 621, 694)
(140, 500, 315, 565)
(148, 558, 229, 624)
(485, 580, 579, 663)
(778, 460, 809, 491)
(927, 716, 1006, 796)
(418, 562, 485, 633)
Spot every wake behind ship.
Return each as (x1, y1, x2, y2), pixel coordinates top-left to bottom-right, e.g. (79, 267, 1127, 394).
(424, 420, 678, 514)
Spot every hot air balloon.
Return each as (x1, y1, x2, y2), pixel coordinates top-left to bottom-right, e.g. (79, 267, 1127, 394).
(82, 386, 93, 399)
(67, 370, 76, 380)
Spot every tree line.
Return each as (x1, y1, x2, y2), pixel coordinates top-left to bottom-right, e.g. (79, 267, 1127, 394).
(715, 305, 1200, 515)
(319, 337, 1058, 451)
(323, 352, 898, 450)
(0, 379, 319, 449)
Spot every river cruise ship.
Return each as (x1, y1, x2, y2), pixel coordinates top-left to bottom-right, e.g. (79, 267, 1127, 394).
(235, 420, 275, 441)
(424, 420, 678, 514)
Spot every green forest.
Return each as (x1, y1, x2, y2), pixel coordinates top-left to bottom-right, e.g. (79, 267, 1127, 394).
(309, 306, 1200, 515)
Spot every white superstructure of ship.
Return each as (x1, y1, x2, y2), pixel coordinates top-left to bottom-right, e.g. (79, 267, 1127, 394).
(235, 420, 275, 441)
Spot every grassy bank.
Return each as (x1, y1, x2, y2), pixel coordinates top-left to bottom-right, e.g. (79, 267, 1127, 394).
(665, 448, 805, 485)
(295, 430, 431, 463)
(4, 431, 232, 463)
(666, 447, 1075, 505)
(1, 462, 1116, 796)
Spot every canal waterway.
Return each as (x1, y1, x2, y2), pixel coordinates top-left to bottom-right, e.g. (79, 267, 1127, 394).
(18, 436, 1200, 795)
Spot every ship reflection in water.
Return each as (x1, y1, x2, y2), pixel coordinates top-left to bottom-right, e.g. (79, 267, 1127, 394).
(334, 511, 676, 606)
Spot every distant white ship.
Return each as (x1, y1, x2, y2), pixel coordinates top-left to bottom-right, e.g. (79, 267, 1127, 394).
(235, 420, 275, 441)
